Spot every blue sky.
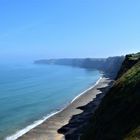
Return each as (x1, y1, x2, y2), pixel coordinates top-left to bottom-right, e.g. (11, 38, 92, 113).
(0, 0, 140, 62)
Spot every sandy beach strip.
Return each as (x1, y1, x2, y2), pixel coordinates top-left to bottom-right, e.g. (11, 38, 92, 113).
(16, 77, 113, 140)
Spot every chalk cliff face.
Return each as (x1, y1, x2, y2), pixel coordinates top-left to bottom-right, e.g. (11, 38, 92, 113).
(81, 52, 140, 140)
(35, 56, 124, 78)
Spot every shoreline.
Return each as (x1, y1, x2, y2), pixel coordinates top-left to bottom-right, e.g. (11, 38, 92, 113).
(5, 111, 60, 140)
(6, 77, 103, 140)
(6, 76, 112, 140)
(70, 76, 103, 103)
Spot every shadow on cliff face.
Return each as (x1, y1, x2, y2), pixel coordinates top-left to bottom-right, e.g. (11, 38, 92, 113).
(57, 85, 112, 140)
(81, 60, 140, 140)
(82, 82, 140, 140)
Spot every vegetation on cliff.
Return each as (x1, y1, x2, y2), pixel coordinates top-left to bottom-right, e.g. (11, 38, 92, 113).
(81, 52, 140, 140)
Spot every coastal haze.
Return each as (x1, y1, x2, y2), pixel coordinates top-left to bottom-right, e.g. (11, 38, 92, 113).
(0, 0, 140, 140)
(0, 0, 140, 63)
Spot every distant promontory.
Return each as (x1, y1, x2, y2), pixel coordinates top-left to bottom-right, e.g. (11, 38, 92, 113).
(34, 56, 124, 78)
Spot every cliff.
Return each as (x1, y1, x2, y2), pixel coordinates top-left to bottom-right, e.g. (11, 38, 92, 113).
(81, 52, 140, 140)
(35, 56, 124, 79)
(116, 53, 140, 79)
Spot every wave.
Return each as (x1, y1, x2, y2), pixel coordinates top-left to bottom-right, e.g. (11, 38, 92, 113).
(71, 76, 103, 103)
(5, 76, 103, 140)
(5, 111, 60, 140)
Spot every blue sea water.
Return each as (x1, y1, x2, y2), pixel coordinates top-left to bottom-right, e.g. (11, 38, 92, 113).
(0, 63, 100, 140)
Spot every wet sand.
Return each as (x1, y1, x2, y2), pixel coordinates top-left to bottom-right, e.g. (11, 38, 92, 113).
(18, 77, 113, 140)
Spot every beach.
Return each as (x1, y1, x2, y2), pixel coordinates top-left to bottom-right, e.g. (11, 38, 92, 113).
(14, 77, 113, 140)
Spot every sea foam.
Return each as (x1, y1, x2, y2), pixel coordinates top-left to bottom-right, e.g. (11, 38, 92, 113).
(5, 111, 60, 140)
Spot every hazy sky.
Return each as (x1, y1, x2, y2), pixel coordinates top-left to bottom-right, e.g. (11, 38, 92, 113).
(0, 0, 140, 62)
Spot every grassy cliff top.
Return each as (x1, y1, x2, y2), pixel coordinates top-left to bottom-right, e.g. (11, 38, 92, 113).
(128, 52, 140, 60)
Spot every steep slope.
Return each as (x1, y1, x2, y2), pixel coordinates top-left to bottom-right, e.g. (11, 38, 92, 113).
(117, 53, 140, 78)
(81, 52, 140, 140)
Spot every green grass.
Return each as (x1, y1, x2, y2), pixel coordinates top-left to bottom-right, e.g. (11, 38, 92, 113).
(128, 52, 140, 60)
(117, 61, 140, 86)
(125, 127, 140, 140)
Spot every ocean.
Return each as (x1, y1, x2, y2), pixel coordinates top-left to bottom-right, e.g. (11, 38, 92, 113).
(0, 63, 100, 140)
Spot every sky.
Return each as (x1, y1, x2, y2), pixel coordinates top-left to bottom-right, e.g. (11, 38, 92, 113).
(0, 0, 140, 62)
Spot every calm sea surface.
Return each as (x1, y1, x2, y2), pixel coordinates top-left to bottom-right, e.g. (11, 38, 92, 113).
(0, 63, 100, 139)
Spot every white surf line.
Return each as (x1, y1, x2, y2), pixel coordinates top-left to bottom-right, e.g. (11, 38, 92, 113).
(5, 76, 103, 140)
(5, 111, 60, 140)
(71, 76, 103, 103)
